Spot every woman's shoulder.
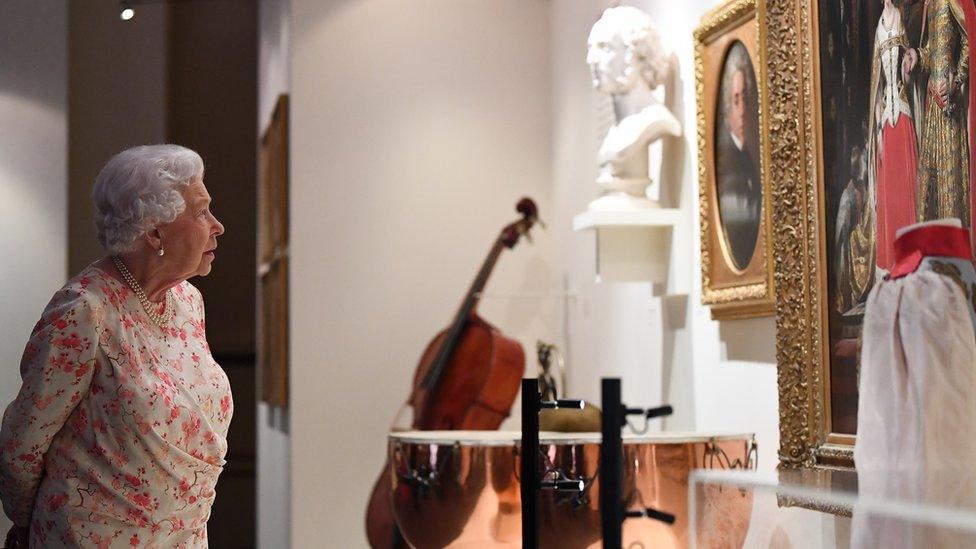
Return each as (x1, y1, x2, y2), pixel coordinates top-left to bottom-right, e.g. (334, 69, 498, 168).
(63, 264, 126, 306)
(31, 266, 113, 337)
(171, 279, 205, 320)
(173, 279, 203, 304)
(49, 264, 109, 303)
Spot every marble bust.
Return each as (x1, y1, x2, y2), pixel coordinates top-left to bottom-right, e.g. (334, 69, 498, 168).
(586, 7, 681, 210)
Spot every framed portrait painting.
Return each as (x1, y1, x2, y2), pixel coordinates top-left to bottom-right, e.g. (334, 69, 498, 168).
(766, 0, 976, 469)
(695, 0, 776, 320)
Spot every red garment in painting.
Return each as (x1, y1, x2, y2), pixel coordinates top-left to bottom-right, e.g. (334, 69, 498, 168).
(876, 115, 919, 270)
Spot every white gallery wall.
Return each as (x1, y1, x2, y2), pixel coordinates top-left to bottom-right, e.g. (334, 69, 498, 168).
(551, 0, 779, 469)
(278, 0, 780, 546)
(550, 0, 805, 545)
(0, 0, 788, 546)
(0, 0, 68, 537)
(287, 1, 554, 546)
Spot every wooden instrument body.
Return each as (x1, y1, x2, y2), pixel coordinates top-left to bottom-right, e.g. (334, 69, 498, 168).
(366, 198, 539, 548)
(411, 315, 525, 431)
(366, 318, 524, 548)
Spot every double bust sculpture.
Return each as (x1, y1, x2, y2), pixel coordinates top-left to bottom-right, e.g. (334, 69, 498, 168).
(586, 6, 681, 211)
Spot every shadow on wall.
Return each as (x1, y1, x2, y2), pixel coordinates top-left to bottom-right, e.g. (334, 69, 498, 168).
(658, 54, 692, 428)
(264, 403, 290, 432)
(660, 293, 689, 423)
(658, 52, 686, 210)
(497, 254, 556, 334)
(658, 53, 687, 298)
(718, 316, 776, 363)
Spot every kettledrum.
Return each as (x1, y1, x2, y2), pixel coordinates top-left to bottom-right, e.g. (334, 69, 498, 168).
(388, 430, 756, 548)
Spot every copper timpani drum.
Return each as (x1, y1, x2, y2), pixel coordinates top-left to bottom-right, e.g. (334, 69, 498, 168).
(388, 431, 756, 548)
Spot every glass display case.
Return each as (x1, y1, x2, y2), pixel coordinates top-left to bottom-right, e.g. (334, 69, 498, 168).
(690, 469, 976, 548)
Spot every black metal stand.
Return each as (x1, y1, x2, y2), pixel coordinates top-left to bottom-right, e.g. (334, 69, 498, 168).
(520, 378, 540, 549)
(599, 377, 676, 548)
(520, 377, 585, 549)
(600, 378, 625, 549)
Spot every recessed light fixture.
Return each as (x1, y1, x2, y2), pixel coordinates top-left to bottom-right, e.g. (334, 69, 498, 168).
(120, 1, 135, 21)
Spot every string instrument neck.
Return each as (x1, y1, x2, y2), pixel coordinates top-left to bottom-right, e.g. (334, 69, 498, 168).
(421, 237, 505, 389)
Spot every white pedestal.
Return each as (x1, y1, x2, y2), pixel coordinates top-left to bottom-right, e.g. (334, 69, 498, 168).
(572, 209, 681, 285)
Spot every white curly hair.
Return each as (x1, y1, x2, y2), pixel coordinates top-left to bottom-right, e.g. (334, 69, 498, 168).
(92, 144, 204, 254)
(720, 42, 754, 115)
(588, 7, 671, 90)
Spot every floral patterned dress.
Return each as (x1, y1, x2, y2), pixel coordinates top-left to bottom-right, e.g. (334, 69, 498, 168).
(0, 264, 233, 548)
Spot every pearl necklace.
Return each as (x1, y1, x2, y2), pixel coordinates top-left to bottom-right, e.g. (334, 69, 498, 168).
(112, 255, 174, 328)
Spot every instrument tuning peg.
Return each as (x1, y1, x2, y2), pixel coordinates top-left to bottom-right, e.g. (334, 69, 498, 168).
(515, 223, 534, 244)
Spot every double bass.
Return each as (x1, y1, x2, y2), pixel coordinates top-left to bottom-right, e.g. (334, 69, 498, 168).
(365, 198, 541, 548)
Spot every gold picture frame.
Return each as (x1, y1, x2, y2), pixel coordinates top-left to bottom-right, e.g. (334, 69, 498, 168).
(768, 0, 976, 483)
(763, 0, 855, 469)
(695, 0, 776, 320)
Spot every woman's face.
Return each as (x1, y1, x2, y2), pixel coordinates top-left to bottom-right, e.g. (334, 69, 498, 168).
(159, 177, 224, 279)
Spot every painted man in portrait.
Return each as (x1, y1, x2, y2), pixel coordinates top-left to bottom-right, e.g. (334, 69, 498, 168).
(835, 144, 876, 315)
(903, 0, 976, 242)
(715, 43, 762, 270)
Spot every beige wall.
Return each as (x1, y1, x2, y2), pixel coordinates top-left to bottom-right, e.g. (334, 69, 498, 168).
(549, 0, 696, 428)
(284, 0, 783, 545)
(552, 0, 779, 469)
(289, 0, 554, 545)
(0, 0, 68, 536)
(550, 0, 779, 469)
(551, 0, 785, 543)
(558, 0, 779, 470)
(67, 0, 169, 274)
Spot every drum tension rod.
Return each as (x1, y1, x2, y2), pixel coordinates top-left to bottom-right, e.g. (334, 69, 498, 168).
(540, 399, 585, 410)
(622, 404, 673, 434)
(539, 478, 586, 492)
(624, 507, 676, 524)
(623, 404, 673, 420)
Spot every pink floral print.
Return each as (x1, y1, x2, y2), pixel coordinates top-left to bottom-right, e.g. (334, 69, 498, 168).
(0, 265, 233, 548)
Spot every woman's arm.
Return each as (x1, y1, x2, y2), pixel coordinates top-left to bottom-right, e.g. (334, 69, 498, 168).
(0, 292, 100, 528)
(955, 23, 969, 93)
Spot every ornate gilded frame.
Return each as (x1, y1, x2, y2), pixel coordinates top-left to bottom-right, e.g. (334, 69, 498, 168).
(762, 0, 855, 469)
(695, 0, 776, 321)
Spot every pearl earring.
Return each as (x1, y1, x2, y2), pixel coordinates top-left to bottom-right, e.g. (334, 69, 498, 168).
(158, 246, 165, 257)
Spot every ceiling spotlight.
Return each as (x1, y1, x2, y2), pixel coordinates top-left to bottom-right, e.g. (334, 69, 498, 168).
(120, 2, 135, 21)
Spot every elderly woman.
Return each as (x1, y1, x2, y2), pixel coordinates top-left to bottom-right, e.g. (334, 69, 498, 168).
(0, 144, 231, 548)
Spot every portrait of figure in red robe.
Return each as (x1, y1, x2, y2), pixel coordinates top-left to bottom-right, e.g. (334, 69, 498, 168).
(820, 0, 976, 434)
